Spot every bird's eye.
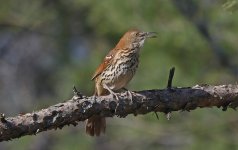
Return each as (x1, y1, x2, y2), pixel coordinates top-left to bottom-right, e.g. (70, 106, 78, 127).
(135, 32, 139, 36)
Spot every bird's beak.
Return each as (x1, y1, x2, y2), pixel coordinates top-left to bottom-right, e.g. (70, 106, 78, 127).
(146, 32, 157, 38)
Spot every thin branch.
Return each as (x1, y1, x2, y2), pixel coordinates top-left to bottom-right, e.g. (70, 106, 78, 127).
(73, 86, 83, 99)
(167, 67, 175, 88)
(0, 84, 238, 142)
(155, 67, 176, 119)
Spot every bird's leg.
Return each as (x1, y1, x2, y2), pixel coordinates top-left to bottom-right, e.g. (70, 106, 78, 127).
(103, 84, 119, 100)
(122, 88, 134, 103)
(92, 95, 97, 103)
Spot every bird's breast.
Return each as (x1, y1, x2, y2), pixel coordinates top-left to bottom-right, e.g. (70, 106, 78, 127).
(100, 52, 139, 90)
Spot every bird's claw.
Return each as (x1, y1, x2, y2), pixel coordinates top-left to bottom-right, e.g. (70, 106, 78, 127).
(122, 88, 134, 103)
(92, 95, 97, 103)
(111, 92, 119, 101)
(126, 90, 134, 103)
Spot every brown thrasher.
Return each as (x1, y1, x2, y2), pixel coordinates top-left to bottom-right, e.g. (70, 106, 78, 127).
(85, 29, 157, 136)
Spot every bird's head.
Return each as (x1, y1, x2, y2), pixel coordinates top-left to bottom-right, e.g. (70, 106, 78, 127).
(115, 29, 157, 49)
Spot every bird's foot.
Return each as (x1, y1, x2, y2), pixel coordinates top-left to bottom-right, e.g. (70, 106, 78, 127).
(110, 91, 119, 101)
(122, 88, 134, 103)
(103, 84, 120, 101)
(92, 95, 97, 103)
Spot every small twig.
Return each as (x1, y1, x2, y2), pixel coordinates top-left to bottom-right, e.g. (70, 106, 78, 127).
(166, 112, 171, 120)
(154, 112, 159, 120)
(167, 67, 175, 88)
(154, 67, 176, 120)
(164, 67, 176, 119)
(35, 129, 40, 135)
(0, 113, 7, 123)
(73, 85, 83, 99)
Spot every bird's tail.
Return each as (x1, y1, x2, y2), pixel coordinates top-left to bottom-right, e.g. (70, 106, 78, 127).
(85, 87, 107, 136)
(85, 115, 106, 136)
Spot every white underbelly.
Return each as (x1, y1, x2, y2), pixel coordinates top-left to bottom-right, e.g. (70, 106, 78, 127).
(107, 70, 134, 90)
(101, 51, 139, 91)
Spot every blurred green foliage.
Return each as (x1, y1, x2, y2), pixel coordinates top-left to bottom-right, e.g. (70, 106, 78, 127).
(0, 0, 238, 150)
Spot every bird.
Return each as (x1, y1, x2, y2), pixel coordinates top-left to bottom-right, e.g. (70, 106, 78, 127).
(85, 29, 157, 136)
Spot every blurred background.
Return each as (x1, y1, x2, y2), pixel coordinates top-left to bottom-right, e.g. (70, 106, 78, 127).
(0, 0, 238, 149)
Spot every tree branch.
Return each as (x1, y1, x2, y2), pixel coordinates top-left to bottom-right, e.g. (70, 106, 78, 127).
(0, 84, 238, 142)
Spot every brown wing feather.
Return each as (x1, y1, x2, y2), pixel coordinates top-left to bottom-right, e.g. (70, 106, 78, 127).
(91, 48, 118, 80)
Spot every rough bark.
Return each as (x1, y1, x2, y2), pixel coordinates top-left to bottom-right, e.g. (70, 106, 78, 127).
(0, 84, 238, 142)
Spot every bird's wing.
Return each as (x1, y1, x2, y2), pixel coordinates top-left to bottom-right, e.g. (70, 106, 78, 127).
(91, 48, 118, 80)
